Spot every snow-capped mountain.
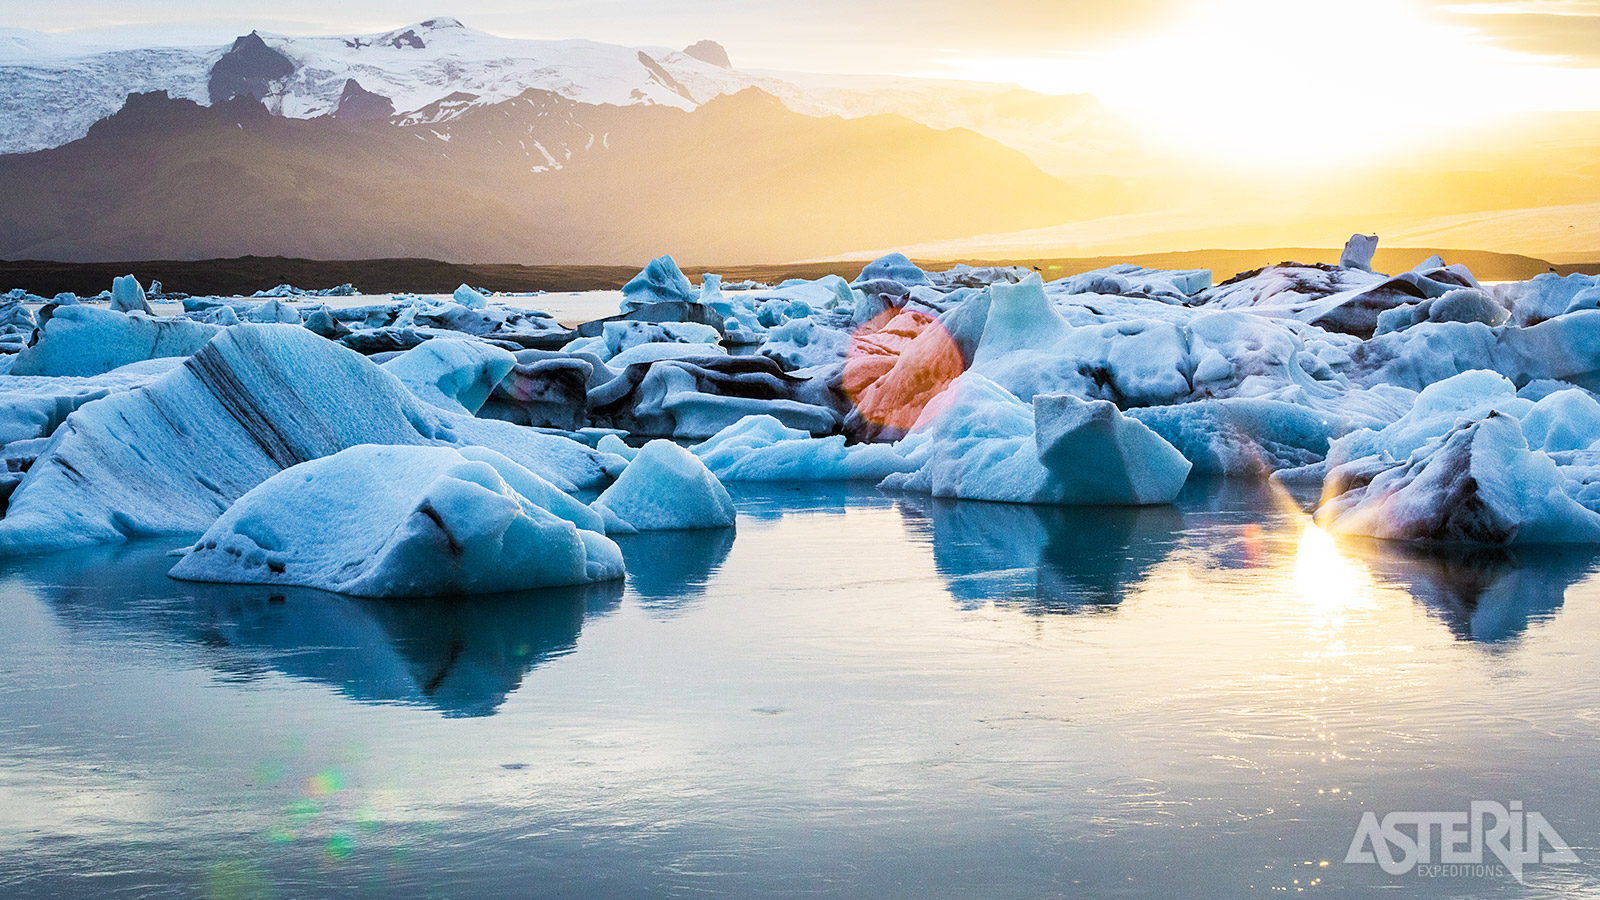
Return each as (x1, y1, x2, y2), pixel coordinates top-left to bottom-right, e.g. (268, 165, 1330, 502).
(0, 84, 1091, 263)
(0, 18, 1127, 174)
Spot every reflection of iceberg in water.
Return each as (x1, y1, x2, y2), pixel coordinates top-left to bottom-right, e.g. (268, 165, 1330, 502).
(614, 527, 736, 617)
(1338, 539, 1600, 643)
(18, 540, 622, 717)
(896, 496, 1184, 613)
(722, 482, 890, 522)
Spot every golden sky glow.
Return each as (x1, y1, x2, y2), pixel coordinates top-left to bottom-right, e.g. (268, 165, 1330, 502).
(940, 0, 1600, 168)
(12, 0, 1600, 173)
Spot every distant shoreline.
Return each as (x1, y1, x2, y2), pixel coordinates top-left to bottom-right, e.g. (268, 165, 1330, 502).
(3, 248, 1595, 298)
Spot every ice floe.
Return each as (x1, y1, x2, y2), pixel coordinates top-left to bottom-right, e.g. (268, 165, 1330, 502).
(5, 241, 1600, 553)
(169, 444, 622, 596)
(0, 325, 617, 553)
(592, 439, 736, 533)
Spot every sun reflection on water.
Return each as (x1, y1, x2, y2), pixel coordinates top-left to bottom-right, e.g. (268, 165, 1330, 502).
(1292, 523, 1378, 645)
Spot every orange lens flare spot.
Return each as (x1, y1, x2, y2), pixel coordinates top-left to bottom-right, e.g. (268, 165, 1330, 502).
(844, 306, 967, 434)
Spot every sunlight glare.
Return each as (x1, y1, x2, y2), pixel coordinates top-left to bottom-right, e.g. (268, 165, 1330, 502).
(1293, 522, 1376, 627)
(946, 0, 1600, 170)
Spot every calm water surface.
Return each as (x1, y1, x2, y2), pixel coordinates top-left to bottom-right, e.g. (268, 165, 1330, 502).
(2, 481, 1598, 898)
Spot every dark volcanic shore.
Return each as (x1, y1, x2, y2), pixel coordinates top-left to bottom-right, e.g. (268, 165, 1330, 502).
(1, 248, 1593, 297)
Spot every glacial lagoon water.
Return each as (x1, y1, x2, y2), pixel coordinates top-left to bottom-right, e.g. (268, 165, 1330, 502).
(2, 480, 1599, 899)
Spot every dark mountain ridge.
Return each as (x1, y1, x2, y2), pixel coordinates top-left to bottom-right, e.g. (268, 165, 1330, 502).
(0, 87, 1093, 264)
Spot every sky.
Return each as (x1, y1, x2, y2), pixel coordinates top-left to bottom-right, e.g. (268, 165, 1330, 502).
(6, 0, 1600, 164)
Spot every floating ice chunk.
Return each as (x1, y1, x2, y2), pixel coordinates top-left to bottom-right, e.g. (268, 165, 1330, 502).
(1345, 313, 1600, 395)
(1340, 233, 1379, 271)
(1130, 397, 1336, 475)
(1032, 395, 1191, 505)
(881, 373, 1185, 506)
(0, 360, 183, 448)
(595, 433, 637, 460)
(698, 272, 725, 307)
(9, 305, 221, 377)
(110, 275, 154, 314)
(591, 439, 735, 533)
(453, 445, 607, 534)
(0, 296, 37, 335)
(1562, 286, 1600, 316)
(602, 320, 721, 358)
(660, 388, 837, 439)
(247, 298, 302, 324)
(169, 445, 623, 597)
(879, 374, 1056, 503)
(621, 255, 697, 312)
(842, 307, 966, 440)
(607, 340, 727, 368)
(1060, 265, 1211, 301)
(971, 274, 1069, 366)
(1329, 369, 1527, 466)
(300, 304, 349, 339)
(590, 355, 836, 438)
(852, 253, 931, 287)
(1195, 263, 1413, 338)
(453, 283, 489, 309)
(191, 305, 241, 326)
(692, 414, 912, 481)
(1374, 288, 1509, 334)
(1497, 273, 1599, 325)
(1316, 412, 1600, 545)
(978, 316, 1190, 406)
(481, 355, 593, 429)
(1426, 289, 1507, 325)
(0, 325, 616, 555)
(382, 338, 517, 415)
(1519, 389, 1600, 453)
(759, 316, 853, 369)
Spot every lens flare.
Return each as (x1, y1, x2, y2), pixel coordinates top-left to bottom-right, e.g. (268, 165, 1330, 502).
(843, 306, 966, 436)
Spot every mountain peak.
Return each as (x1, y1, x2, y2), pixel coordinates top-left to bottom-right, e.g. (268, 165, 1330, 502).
(369, 18, 471, 51)
(210, 31, 294, 104)
(683, 40, 731, 68)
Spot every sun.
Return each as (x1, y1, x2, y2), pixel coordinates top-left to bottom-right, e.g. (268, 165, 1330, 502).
(944, 0, 1587, 172)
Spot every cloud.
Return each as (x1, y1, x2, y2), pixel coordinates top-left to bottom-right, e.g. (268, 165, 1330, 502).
(1438, 1, 1600, 64)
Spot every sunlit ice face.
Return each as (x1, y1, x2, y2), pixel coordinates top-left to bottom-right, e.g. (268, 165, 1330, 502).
(945, 0, 1600, 173)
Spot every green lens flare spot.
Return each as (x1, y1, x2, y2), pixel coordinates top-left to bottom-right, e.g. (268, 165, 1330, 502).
(308, 770, 345, 796)
(324, 834, 355, 861)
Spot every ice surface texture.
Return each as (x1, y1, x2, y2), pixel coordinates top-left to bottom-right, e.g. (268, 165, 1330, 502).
(0, 325, 617, 554)
(169, 444, 622, 596)
(592, 440, 736, 533)
(9, 247, 1600, 548)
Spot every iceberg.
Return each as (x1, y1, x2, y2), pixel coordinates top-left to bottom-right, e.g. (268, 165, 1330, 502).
(1339, 233, 1379, 271)
(852, 252, 932, 287)
(590, 355, 838, 438)
(1032, 395, 1192, 505)
(692, 414, 912, 482)
(453, 283, 489, 309)
(880, 373, 1189, 506)
(169, 444, 623, 597)
(592, 439, 736, 532)
(382, 338, 517, 415)
(621, 255, 698, 312)
(0, 325, 618, 555)
(1316, 412, 1600, 545)
(10, 305, 222, 377)
(246, 298, 302, 324)
(109, 275, 154, 314)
